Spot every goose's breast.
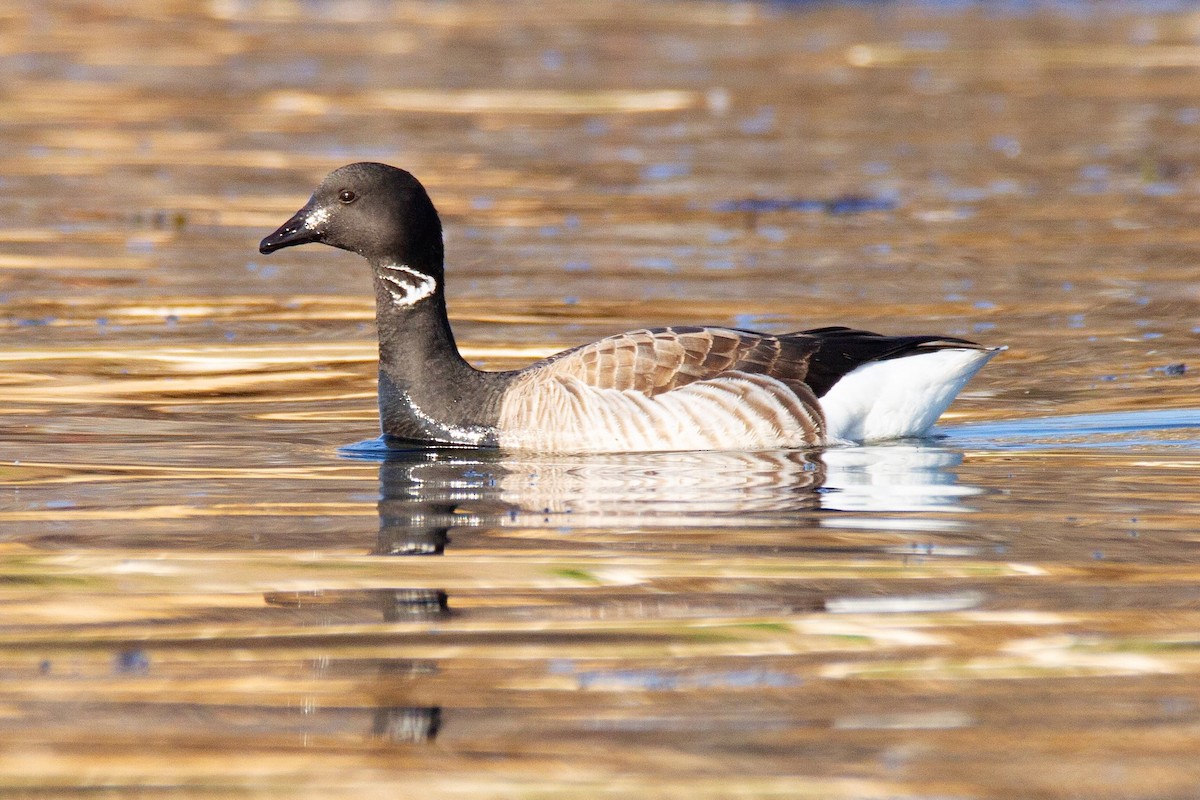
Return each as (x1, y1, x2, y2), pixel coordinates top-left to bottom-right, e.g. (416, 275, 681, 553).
(496, 371, 823, 453)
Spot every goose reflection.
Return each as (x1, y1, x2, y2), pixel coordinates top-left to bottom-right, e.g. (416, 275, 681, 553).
(261, 588, 445, 743)
(371, 706, 441, 744)
(342, 442, 984, 747)
(363, 442, 985, 556)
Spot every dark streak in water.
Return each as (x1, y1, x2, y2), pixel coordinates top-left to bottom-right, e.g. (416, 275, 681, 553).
(712, 196, 898, 215)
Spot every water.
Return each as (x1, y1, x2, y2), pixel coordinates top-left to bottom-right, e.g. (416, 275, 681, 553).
(3, 1, 1200, 797)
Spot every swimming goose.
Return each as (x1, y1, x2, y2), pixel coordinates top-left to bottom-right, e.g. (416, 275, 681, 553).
(260, 162, 1001, 452)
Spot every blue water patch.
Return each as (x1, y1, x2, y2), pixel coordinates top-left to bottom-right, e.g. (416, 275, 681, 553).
(943, 408, 1200, 451)
(827, 196, 898, 214)
(713, 196, 897, 215)
(708, 229, 736, 244)
(114, 649, 150, 675)
(738, 106, 775, 135)
(641, 163, 690, 181)
(1142, 182, 1179, 197)
(990, 135, 1021, 158)
(1176, 107, 1200, 125)
(339, 437, 391, 459)
(572, 667, 798, 691)
(633, 257, 677, 272)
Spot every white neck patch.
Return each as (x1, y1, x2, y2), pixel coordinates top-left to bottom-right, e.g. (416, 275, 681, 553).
(378, 263, 437, 307)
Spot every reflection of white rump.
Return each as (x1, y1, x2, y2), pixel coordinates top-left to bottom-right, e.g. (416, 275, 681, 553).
(819, 446, 980, 512)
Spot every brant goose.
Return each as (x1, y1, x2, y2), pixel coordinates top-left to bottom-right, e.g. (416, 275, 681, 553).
(260, 162, 1001, 452)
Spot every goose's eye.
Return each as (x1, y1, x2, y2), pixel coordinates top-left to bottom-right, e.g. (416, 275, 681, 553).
(338, 190, 357, 204)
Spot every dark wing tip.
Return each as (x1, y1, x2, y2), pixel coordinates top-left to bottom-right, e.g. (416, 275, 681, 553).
(793, 327, 989, 397)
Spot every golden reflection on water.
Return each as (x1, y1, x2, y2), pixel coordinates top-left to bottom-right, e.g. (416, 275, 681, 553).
(2, 1, 1200, 797)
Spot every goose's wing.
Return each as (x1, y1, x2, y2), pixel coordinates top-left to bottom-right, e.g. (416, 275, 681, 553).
(530, 325, 820, 395)
(495, 327, 825, 451)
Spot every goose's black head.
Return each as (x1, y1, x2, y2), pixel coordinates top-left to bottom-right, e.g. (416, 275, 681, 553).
(259, 163, 444, 275)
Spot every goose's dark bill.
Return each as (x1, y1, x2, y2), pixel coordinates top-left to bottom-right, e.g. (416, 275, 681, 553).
(259, 201, 323, 254)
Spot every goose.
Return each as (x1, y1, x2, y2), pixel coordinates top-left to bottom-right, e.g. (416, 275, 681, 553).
(259, 162, 1001, 452)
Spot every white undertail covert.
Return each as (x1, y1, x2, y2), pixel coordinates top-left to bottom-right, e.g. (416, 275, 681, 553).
(820, 347, 1003, 444)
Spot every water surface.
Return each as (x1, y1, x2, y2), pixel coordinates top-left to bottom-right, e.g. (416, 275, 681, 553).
(2, 2, 1200, 797)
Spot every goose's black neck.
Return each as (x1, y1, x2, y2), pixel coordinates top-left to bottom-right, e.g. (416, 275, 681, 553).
(369, 261, 510, 446)
(256, 162, 519, 448)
